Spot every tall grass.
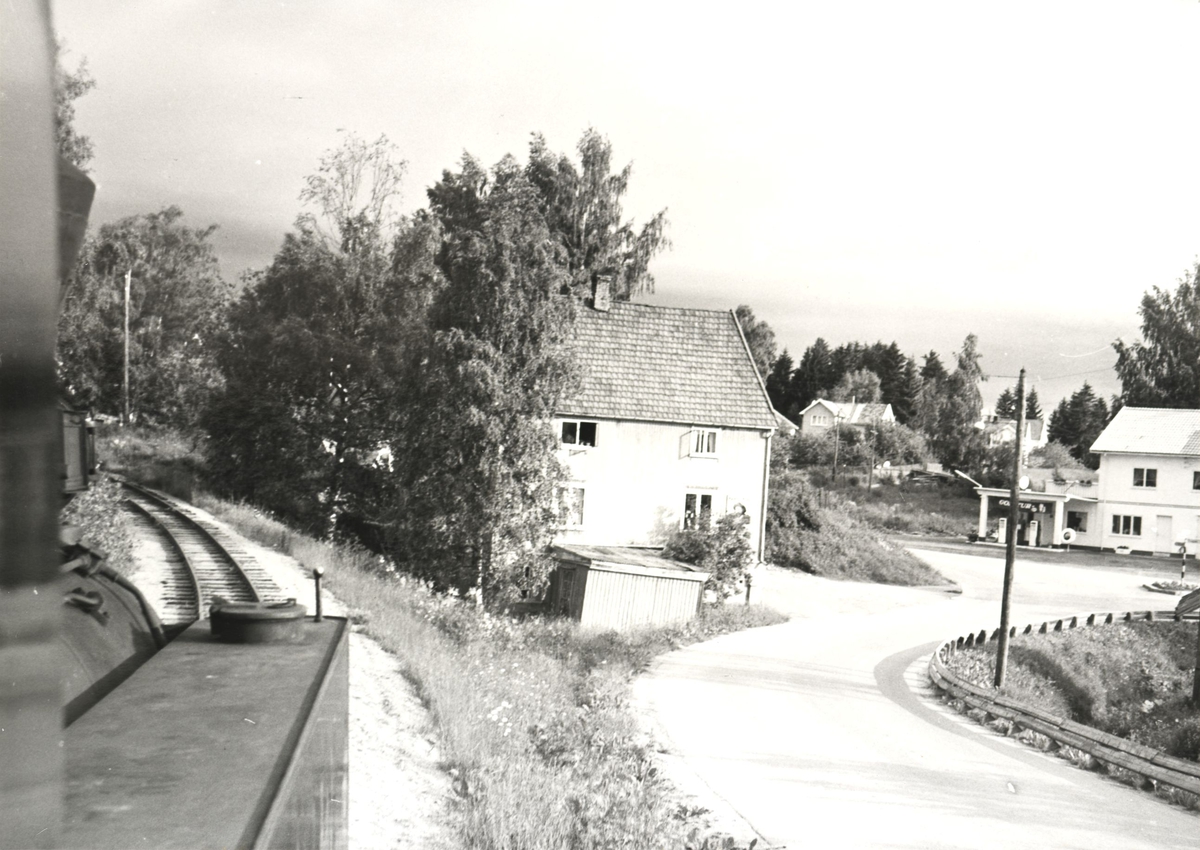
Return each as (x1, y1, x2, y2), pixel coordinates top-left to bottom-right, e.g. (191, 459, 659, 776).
(948, 622, 1200, 762)
(198, 496, 786, 850)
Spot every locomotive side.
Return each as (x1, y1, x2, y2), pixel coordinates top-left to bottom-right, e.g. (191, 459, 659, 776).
(1, 6, 348, 846)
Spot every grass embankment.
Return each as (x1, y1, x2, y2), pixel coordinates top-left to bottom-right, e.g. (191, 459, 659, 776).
(947, 622, 1200, 763)
(199, 497, 787, 850)
(841, 479, 978, 538)
(768, 471, 951, 586)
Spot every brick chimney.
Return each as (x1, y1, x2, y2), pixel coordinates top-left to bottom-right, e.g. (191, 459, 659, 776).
(592, 275, 612, 312)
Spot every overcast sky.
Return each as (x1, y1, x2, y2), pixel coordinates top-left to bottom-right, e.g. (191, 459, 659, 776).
(52, 0, 1200, 409)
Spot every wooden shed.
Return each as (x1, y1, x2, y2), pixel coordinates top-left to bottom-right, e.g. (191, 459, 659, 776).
(548, 545, 709, 631)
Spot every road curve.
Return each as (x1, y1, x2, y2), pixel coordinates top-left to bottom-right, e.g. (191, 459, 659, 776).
(633, 549, 1199, 849)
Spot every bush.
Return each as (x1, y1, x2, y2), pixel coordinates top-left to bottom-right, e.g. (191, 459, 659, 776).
(662, 513, 754, 600)
(96, 423, 205, 502)
(947, 621, 1200, 761)
(61, 475, 135, 575)
(766, 470, 949, 586)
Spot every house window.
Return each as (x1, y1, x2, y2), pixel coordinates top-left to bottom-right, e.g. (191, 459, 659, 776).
(1193, 471, 1200, 490)
(683, 492, 713, 529)
(561, 420, 597, 447)
(556, 487, 585, 527)
(1067, 511, 1088, 533)
(1133, 468, 1157, 488)
(691, 429, 718, 457)
(1111, 514, 1142, 536)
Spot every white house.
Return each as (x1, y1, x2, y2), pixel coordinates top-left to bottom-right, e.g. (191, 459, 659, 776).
(979, 416, 1048, 461)
(973, 406, 1200, 553)
(797, 399, 895, 433)
(1089, 407, 1200, 554)
(551, 296, 777, 560)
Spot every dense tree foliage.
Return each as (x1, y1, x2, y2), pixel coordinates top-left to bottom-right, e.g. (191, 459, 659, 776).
(1047, 382, 1110, 469)
(994, 385, 1041, 420)
(53, 39, 95, 169)
(994, 387, 1016, 418)
(662, 513, 754, 600)
(525, 129, 668, 301)
(204, 136, 428, 531)
(734, 304, 777, 381)
(830, 368, 882, 403)
(766, 349, 795, 417)
(1025, 388, 1042, 421)
(389, 153, 579, 599)
(58, 207, 230, 427)
(1113, 264, 1200, 408)
(926, 334, 986, 471)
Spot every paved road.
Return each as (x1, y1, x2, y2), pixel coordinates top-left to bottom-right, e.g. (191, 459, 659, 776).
(633, 550, 1199, 849)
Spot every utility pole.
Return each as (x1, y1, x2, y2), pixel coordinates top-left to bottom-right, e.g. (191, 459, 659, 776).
(123, 269, 131, 427)
(995, 368, 1026, 688)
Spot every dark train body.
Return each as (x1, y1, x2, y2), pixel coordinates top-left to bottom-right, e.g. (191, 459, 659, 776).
(1, 7, 348, 846)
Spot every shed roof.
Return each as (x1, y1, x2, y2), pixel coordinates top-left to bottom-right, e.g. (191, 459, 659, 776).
(551, 544, 707, 581)
(1089, 407, 1200, 456)
(555, 302, 776, 430)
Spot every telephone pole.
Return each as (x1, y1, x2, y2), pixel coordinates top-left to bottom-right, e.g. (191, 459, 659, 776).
(123, 269, 131, 426)
(995, 368, 1026, 687)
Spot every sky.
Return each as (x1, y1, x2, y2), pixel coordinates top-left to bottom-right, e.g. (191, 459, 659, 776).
(51, 0, 1200, 411)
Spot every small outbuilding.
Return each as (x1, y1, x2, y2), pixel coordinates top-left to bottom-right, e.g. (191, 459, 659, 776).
(548, 544, 709, 631)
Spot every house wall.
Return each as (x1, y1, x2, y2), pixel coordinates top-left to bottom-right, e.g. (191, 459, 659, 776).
(578, 568, 704, 630)
(1096, 453, 1200, 552)
(1062, 500, 1100, 548)
(799, 402, 837, 432)
(552, 418, 770, 557)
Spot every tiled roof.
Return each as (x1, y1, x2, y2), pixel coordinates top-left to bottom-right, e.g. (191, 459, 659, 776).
(1090, 407, 1200, 456)
(556, 302, 776, 430)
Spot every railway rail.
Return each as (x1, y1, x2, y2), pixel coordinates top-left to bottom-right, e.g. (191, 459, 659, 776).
(121, 480, 286, 624)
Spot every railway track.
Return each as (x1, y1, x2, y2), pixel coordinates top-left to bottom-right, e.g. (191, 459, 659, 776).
(122, 481, 285, 625)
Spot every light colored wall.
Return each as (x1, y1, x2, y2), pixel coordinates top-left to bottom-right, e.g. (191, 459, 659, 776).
(799, 403, 836, 432)
(1062, 501, 1100, 547)
(579, 569, 703, 630)
(1096, 453, 1200, 552)
(552, 418, 770, 557)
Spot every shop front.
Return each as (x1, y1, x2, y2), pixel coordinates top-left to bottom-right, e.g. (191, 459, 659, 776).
(975, 487, 1100, 548)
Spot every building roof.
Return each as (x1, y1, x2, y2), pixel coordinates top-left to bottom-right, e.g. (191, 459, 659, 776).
(556, 302, 777, 430)
(1090, 407, 1200, 456)
(798, 399, 894, 424)
(551, 544, 709, 582)
(773, 408, 798, 435)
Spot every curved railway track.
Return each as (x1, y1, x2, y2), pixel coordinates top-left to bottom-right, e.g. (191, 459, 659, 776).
(122, 481, 285, 625)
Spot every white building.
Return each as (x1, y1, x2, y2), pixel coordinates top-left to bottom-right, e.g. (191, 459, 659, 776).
(551, 296, 777, 560)
(973, 407, 1200, 554)
(1089, 407, 1200, 554)
(797, 399, 895, 433)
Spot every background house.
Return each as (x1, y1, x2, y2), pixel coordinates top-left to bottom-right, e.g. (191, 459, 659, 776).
(1090, 407, 1200, 554)
(552, 297, 777, 561)
(979, 416, 1048, 461)
(797, 399, 895, 433)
